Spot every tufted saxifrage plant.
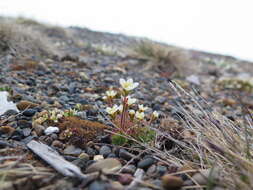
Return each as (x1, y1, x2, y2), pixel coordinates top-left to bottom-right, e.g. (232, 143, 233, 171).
(103, 78, 159, 144)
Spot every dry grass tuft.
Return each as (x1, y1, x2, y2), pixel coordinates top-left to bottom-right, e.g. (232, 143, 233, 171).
(149, 81, 253, 189)
(0, 18, 54, 57)
(132, 40, 193, 76)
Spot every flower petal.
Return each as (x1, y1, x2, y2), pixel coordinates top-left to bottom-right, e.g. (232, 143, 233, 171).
(128, 78, 133, 83)
(119, 78, 125, 86)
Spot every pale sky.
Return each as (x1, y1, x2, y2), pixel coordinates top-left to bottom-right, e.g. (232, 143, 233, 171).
(1, 0, 253, 61)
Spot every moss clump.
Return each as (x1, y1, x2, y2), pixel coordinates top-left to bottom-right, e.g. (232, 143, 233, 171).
(111, 127, 155, 146)
(111, 134, 129, 146)
(58, 116, 108, 146)
(136, 127, 156, 143)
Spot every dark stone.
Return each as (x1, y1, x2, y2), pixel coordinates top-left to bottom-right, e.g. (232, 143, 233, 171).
(99, 134, 111, 144)
(86, 109, 97, 117)
(156, 165, 167, 176)
(0, 140, 14, 148)
(11, 129, 24, 140)
(21, 135, 36, 144)
(99, 145, 112, 157)
(86, 147, 97, 156)
(119, 149, 134, 161)
(3, 109, 18, 117)
(23, 109, 36, 117)
(59, 95, 69, 102)
(79, 99, 89, 105)
(86, 160, 96, 167)
(107, 153, 117, 158)
(17, 116, 31, 121)
(72, 157, 89, 169)
(137, 158, 156, 170)
(68, 82, 76, 93)
(121, 164, 136, 175)
(17, 120, 32, 128)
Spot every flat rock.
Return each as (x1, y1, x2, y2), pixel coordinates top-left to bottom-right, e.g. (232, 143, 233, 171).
(63, 145, 82, 156)
(85, 158, 122, 173)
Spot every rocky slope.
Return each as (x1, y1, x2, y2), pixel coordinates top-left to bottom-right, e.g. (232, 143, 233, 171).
(0, 17, 253, 190)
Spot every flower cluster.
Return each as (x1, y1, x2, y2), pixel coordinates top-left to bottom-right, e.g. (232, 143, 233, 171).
(103, 78, 159, 139)
(33, 108, 78, 125)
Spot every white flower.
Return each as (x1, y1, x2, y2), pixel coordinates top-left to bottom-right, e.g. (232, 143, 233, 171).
(106, 90, 117, 98)
(106, 105, 119, 115)
(152, 111, 159, 118)
(129, 109, 135, 115)
(118, 104, 123, 112)
(102, 96, 107, 100)
(119, 78, 139, 91)
(138, 104, 148, 112)
(135, 111, 145, 120)
(124, 96, 137, 106)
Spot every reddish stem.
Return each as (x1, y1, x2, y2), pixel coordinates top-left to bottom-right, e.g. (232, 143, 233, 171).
(120, 96, 128, 132)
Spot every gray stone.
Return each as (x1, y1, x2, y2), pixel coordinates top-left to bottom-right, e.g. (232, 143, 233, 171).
(121, 164, 136, 175)
(33, 123, 45, 136)
(85, 158, 122, 173)
(63, 145, 82, 156)
(99, 145, 111, 157)
(137, 157, 155, 170)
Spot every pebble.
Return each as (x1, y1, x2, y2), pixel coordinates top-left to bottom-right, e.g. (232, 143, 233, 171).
(184, 168, 220, 186)
(118, 173, 133, 185)
(33, 124, 45, 136)
(79, 152, 90, 159)
(11, 129, 24, 139)
(119, 149, 134, 161)
(146, 164, 157, 176)
(86, 147, 97, 156)
(93, 155, 104, 161)
(72, 157, 89, 169)
(99, 134, 111, 144)
(85, 158, 122, 173)
(107, 153, 117, 158)
(22, 108, 37, 117)
(137, 157, 156, 170)
(22, 128, 31, 137)
(17, 120, 32, 128)
(156, 165, 167, 176)
(63, 145, 82, 156)
(99, 145, 112, 157)
(121, 164, 136, 175)
(155, 96, 167, 104)
(3, 109, 18, 117)
(162, 175, 184, 190)
(51, 140, 63, 148)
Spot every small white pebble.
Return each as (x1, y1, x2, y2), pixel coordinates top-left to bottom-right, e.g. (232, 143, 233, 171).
(44, 126, 59, 135)
(93, 155, 104, 161)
